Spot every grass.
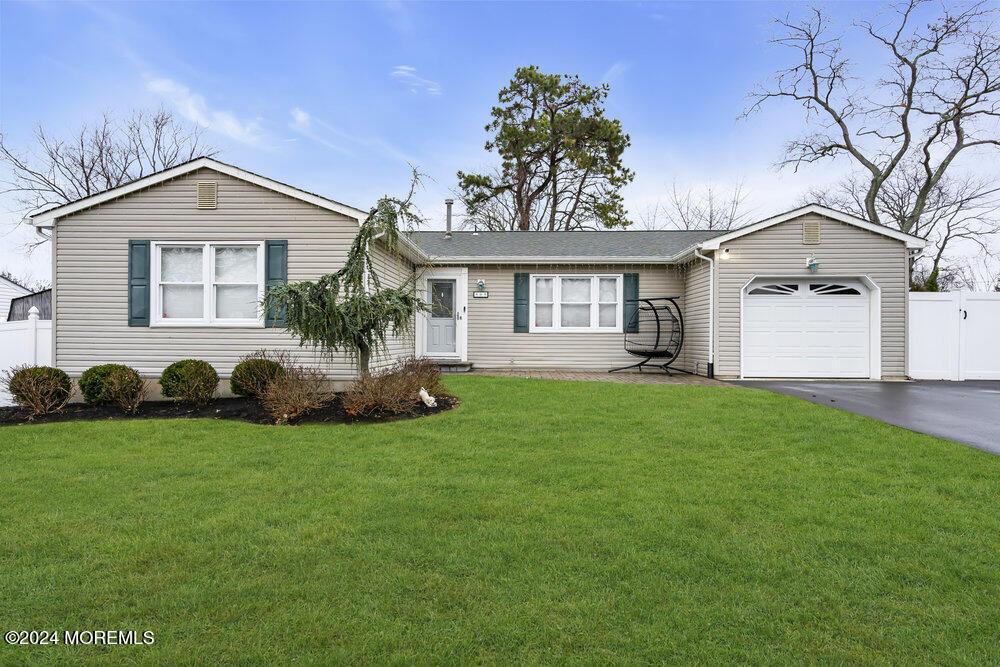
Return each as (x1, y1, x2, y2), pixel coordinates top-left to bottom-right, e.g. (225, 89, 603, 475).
(1, 375, 998, 664)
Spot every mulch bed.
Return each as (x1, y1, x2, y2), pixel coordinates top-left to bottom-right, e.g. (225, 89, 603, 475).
(0, 394, 458, 427)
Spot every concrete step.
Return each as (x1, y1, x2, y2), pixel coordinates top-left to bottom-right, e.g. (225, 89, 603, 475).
(431, 360, 474, 373)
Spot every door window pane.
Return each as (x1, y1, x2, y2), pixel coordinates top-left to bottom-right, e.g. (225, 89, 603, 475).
(430, 281, 454, 318)
(161, 247, 203, 282)
(561, 278, 591, 302)
(216, 285, 258, 319)
(162, 285, 203, 318)
(215, 247, 257, 282)
(561, 304, 590, 327)
(535, 304, 553, 327)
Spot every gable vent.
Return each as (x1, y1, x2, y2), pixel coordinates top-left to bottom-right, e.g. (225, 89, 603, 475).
(802, 219, 821, 244)
(196, 181, 218, 209)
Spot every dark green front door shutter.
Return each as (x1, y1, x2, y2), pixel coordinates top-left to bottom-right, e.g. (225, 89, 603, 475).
(513, 272, 529, 332)
(623, 272, 639, 333)
(128, 240, 150, 327)
(264, 240, 288, 327)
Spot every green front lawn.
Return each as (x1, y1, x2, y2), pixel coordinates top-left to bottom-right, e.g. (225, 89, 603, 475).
(1, 376, 998, 664)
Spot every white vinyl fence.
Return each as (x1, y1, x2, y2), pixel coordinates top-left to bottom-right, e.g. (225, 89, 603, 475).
(0, 307, 52, 406)
(909, 291, 1000, 380)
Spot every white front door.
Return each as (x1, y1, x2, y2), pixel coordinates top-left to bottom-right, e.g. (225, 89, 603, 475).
(417, 268, 468, 361)
(742, 279, 871, 378)
(427, 279, 457, 355)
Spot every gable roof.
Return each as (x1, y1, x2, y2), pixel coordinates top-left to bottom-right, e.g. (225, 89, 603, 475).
(698, 203, 926, 250)
(408, 229, 725, 264)
(0, 274, 31, 293)
(29, 157, 369, 226)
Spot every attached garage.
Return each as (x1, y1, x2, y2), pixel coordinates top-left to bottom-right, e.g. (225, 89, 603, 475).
(698, 206, 925, 381)
(742, 278, 876, 378)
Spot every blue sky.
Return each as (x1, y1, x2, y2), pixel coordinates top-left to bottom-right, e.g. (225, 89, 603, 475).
(0, 0, 906, 279)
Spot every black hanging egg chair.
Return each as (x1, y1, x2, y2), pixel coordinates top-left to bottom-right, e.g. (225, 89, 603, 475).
(610, 297, 684, 374)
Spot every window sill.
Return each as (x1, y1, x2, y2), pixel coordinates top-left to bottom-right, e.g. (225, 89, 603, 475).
(528, 328, 622, 334)
(150, 321, 266, 329)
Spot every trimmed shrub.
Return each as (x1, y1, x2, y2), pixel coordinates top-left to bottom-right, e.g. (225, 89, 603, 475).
(261, 364, 333, 424)
(160, 359, 218, 405)
(79, 364, 116, 404)
(2, 365, 71, 416)
(343, 358, 444, 417)
(79, 364, 142, 405)
(231, 351, 286, 399)
(103, 365, 145, 414)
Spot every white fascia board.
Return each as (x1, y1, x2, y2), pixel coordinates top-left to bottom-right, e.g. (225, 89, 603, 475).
(30, 157, 370, 227)
(698, 204, 926, 250)
(417, 256, 683, 265)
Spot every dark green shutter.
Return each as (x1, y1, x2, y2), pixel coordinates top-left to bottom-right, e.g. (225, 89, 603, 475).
(264, 240, 288, 327)
(623, 273, 639, 333)
(513, 272, 529, 332)
(128, 240, 150, 326)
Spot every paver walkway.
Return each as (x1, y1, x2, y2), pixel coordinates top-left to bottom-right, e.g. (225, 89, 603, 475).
(471, 369, 724, 385)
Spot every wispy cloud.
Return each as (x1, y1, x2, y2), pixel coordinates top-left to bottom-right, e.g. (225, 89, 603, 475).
(147, 77, 264, 146)
(390, 65, 442, 96)
(288, 107, 353, 155)
(288, 107, 415, 164)
(601, 61, 630, 84)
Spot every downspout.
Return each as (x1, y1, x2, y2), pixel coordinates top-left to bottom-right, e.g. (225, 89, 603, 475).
(693, 247, 715, 378)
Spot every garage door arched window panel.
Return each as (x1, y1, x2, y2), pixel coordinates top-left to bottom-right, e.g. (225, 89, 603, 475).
(747, 283, 799, 296)
(810, 283, 862, 296)
(742, 278, 875, 379)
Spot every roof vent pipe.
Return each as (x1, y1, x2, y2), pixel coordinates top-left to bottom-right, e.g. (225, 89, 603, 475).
(444, 198, 454, 239)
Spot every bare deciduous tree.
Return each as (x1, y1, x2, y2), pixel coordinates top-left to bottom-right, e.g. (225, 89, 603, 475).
(638, 180, 753, 231)
(746, 0, 1000, 270)
(1, 108, 214, 243)
(806, 162, 1000, 287)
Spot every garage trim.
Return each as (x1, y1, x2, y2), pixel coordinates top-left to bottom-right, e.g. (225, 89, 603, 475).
(739, 274, 882, 380)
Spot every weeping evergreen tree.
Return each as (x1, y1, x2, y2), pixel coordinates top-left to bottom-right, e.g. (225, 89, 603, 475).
(264, 173, 427, 374)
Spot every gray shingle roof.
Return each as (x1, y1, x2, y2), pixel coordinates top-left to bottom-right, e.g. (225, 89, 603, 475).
(408, 230, 725, 262)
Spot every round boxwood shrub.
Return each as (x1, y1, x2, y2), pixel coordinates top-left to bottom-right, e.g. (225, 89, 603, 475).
(159, 359, 218, 405)
(2, 365, 71, 416)
(230, 356, 284, 399)
(79, 363, 130, 404)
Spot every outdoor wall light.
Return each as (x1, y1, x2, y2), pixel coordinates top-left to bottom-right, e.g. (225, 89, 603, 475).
(806, 256, 820, 272)
(477, 279, 486, 290)
(720, 248, 731, 260)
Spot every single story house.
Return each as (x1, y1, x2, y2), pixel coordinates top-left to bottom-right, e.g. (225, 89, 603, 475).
(30, 157, 925, 390)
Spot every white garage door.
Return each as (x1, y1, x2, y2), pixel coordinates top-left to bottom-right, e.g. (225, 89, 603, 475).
(743, 280, 870, 378)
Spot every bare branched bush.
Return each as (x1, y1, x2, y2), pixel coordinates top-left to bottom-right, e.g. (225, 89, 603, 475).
(2, 365, 71, 416)
(343, 358, 444, 417)
(261, 364, 333, 424)
(103, 366, 146, 415)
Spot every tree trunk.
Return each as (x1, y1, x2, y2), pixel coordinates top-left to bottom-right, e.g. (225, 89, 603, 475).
(358, 342, 371, 375)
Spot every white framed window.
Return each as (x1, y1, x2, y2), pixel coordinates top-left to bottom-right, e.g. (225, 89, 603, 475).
(529, 274, 622, 332)
(151, 241, 265, 327)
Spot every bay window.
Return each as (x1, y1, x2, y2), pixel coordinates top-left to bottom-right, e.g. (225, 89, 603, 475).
(152, 242, 265, 326)
(529, 274, 622, 332)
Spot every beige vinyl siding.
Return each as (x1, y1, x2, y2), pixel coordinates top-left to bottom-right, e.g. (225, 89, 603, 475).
(678, 258, 711, 375)
(368, 241, 416, 371)
(463, 264, 684, 370)
(714, 213, 909, 379)
(53, 167, 407, 381)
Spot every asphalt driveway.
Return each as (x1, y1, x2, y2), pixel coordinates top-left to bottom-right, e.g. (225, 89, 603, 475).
(735, 380, 1000, 455)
